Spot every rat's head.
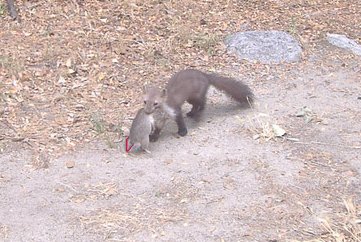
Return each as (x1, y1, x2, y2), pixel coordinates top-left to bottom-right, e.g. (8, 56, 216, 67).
(143, 86, 166, 114)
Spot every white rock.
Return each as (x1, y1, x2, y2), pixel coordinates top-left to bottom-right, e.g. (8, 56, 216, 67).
(327, 33, 361, 56)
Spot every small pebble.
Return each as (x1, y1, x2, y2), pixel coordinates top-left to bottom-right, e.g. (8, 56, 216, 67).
(66, 160, 75, 168)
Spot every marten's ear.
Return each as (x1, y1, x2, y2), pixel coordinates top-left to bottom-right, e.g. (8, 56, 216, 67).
(161, 89, 167, 98)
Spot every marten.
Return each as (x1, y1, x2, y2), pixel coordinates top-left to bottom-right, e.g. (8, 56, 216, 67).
(128, 87, 167, 152)
(145, 69, 254, 139)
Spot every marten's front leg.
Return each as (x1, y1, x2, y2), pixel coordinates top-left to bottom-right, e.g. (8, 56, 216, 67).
(187, 98, 206, 118)
(175, 108, 187, 136)
(149, 112, 167, 142)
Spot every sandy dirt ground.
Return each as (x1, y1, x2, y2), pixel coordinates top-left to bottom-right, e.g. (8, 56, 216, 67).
(1, 42, 361, 241)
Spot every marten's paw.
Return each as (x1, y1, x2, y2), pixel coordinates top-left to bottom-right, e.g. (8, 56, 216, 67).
(178, 128, 188, 137)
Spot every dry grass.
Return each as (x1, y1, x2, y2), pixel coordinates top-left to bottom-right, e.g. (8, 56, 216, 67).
(318, 198, 361, 242)
(240, 110, 286, 141)
(90, 112, 124, 149)
(30, 152, 50, 169)
(78, 202, 187, 241)
(0, 224, 9, 239)
(292, 198, 361, 242)
(84, 182, 119, 199)
(65, 181, 119, 203)
(77, 177, 195, 240)
(0, 4, 6, 17)
(245, 112, 275, 140)
(154, 176, 200, 204)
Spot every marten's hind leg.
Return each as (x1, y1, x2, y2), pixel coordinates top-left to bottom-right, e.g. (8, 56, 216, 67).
(187, 97, 206, 118)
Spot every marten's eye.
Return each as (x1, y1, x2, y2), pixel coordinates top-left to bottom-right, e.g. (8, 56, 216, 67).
(154, 102, 158, 106)
(144, 100, 147, 104)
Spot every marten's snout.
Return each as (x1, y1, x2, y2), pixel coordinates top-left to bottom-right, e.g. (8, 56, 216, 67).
(144, 108, 153, 114)
(144, 99, 160, 114)
(143, 102, 155, 114)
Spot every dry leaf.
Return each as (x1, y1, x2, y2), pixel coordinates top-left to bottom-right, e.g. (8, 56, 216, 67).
(65, 58, 72, 68)
(66, 160, 75, 168)
(272, 124, 286, 137)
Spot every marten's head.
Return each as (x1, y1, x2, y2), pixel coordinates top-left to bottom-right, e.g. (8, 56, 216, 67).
(143, 86, 166, 114)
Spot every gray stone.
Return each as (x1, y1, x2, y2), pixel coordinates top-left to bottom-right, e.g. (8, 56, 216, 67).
(225, 31, 302, 64)
(326, 33, 361, 56)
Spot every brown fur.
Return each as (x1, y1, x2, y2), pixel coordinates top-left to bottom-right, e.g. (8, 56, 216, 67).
(163, 69, 254, 136)
(143, 86, 166, 114)
(142, 86, 168, 142)
(207, 73, 254, 105)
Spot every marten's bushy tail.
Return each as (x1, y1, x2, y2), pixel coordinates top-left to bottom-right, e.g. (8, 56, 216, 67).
(207, 73, 254, 106)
